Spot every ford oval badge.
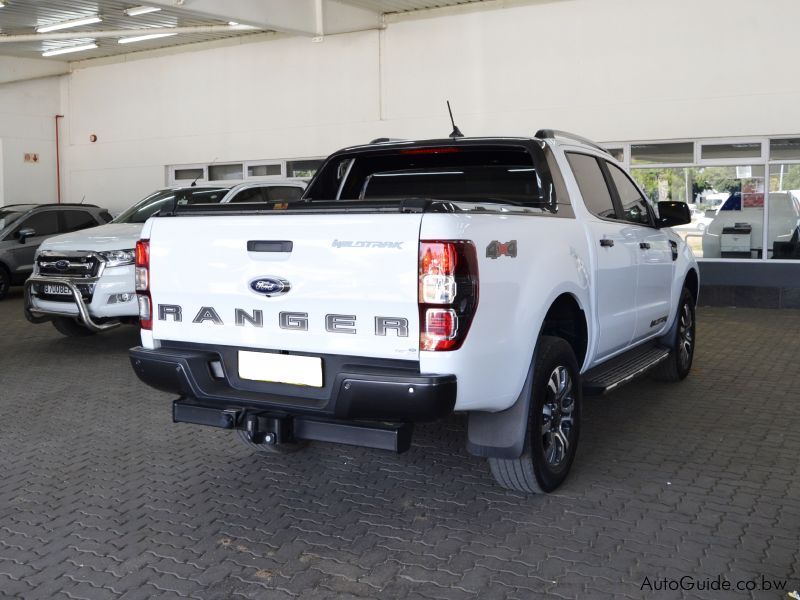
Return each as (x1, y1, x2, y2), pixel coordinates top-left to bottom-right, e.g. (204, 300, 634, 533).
(249, 277, 291, 297)
(54, 260, 70, 271)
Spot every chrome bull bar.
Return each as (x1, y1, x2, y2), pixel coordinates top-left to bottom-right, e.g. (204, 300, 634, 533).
(24, 276, 120, 332)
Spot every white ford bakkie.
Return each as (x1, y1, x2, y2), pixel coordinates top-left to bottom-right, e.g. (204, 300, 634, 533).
(129, 131, 698, 493)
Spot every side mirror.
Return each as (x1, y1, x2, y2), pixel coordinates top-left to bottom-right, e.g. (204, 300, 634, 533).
(17, 227, 36, 244)
(656, 201, 691, 228)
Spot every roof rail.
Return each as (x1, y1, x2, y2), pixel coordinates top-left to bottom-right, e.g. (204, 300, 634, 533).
(534, 129, 609, 155)
(369, 137, 406, 144)
(1, 202, 97, 208)
(39, 202, 101, 208)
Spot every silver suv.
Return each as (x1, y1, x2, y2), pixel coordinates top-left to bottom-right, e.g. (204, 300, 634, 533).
(0, 204, 111, 299)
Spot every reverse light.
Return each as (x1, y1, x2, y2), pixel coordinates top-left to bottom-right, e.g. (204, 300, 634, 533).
(420, 242, 458, 303)
(135, 239, 152, 329)
(419, 241, 478, 351)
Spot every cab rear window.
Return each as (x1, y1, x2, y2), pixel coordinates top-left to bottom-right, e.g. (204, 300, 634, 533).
(307, 147, 544, 205)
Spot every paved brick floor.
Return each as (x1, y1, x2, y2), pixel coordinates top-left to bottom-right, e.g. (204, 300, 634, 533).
(0, 289, 798, 599)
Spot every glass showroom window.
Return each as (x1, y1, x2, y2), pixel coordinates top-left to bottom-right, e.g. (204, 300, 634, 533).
(632, 165, 765, 259)
(767, 139, 800, 261)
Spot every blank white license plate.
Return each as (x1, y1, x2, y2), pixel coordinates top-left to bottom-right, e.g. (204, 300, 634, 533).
(43, 283, 71, 296)
(238, 351, 323, 387)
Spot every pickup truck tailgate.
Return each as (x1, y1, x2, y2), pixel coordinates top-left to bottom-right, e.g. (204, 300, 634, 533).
(148, 213, 421, 360)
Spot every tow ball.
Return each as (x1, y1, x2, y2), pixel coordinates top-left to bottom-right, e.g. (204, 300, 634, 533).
(243, 413, 295, 446)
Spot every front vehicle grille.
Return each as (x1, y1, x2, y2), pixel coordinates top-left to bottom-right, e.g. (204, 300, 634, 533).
(37, 251, 101, 278)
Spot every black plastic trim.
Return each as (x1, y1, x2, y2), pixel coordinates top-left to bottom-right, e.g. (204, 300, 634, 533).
(247, 240, 293, 253)
(130, 345, 456, 422)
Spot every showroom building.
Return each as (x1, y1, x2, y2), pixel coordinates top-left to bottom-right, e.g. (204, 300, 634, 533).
(0, 1, 798, 599)
(2, 0, 800, 304)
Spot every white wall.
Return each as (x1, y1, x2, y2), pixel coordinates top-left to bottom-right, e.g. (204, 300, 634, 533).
(0, 56, 67, 85)
(7, 0, 799, 211)
(0, 77, 62, 206)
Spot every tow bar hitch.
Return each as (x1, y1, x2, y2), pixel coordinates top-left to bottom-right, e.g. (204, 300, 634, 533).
(244, 413, 296, 446)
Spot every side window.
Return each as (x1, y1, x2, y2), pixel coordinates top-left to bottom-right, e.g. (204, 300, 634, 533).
(62, 210, 99, 232)
(566, 153, 616, 219)
(266, 186, 303, 202)
(14, 211, 59, 238)
(606, 163, 653, 226)
(227, 187, 267, 203)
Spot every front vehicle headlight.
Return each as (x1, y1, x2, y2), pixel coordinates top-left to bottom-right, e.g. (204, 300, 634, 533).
(99, 249, 136, 267)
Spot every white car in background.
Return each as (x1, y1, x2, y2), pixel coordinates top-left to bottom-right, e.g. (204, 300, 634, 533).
(674, 206, 713, 233)
(24, 180, 306, 336)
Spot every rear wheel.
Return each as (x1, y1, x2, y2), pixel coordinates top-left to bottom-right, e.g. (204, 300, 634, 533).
(651, 287, 695, 382)
(489, 336, 582, 494)
(52, 317, 96, 337)
(0, 267, 10, 300)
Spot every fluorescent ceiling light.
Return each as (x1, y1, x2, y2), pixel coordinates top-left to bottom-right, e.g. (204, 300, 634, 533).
(228, 21, 239, 25)
(37, 16, 102, 33)
(0, 2, 6, 8)
(42, 43, 98, 57)
(118, 32, 177, 44)
(124, 6, 162, 17)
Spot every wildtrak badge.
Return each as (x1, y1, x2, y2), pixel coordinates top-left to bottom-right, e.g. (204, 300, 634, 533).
(332, 240, 404, 249)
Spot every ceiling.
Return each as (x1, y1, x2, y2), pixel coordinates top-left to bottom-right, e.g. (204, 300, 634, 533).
(339, 0, 484, 13)
(0, 0, 489, 62)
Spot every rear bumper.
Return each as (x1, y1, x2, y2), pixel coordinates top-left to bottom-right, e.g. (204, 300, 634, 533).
(129, 345, 457, 423)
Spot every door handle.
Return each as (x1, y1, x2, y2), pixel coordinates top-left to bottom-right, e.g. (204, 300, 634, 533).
(247, 240, 293, 253)
(599, 239, 615, 247)
(639, 242, 651, 250)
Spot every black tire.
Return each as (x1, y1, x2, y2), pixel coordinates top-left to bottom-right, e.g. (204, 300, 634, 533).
(52, 317, 96, 337)
(0, 267, 9, 300)
(488, 336, 582, 494)
(236, 429, 308, 454)
(650, 287, 695, 382)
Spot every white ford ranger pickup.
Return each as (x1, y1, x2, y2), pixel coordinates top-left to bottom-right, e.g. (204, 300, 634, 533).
(129, 131, 698, 493)
(24, 180, 306, 337)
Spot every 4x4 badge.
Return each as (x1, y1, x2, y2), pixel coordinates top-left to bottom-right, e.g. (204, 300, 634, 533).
(486, 240, 517, 259)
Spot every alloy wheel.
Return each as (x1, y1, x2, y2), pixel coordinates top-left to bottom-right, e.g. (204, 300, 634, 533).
(678, 302, 694, 369)
(541, 365, 575, 468)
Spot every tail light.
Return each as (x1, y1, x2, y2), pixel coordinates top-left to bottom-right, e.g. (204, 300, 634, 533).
(135, 239, 152, 330)
(419, 241, 478, 351)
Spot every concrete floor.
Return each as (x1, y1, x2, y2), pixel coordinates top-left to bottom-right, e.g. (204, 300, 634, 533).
(0, 288, 798, 599)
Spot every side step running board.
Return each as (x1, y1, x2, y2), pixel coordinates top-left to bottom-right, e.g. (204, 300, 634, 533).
(582, 344, 670, 396)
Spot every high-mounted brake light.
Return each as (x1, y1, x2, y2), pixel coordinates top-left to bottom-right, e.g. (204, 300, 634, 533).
(419, 241, 478, 351)
(135, 239, 152, 330)
(400, 147, 461, 155)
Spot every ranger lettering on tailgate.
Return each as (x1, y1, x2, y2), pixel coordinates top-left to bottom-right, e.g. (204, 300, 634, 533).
(157, 303, 410, 337)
